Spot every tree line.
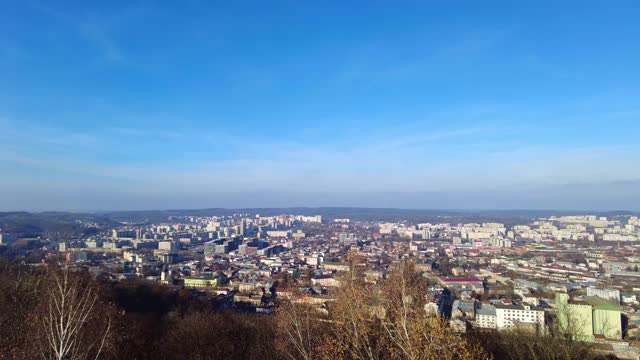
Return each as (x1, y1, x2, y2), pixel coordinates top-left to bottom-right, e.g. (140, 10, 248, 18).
(0, 258, 617, 360)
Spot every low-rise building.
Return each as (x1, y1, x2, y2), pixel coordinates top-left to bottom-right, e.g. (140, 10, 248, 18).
(183, 276, 219, 289)
(586, 287, 620, 304)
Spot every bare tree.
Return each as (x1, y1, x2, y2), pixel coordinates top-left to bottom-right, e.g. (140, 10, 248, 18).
(380, 260, 489, 360)
(0, 260, 42, 359)
(160, 310, 278, 360)
(330, 254, 383, 360)
(38, 266, 112, 360)
(276, 300, 320, 360)
(276, 256, 489, 360)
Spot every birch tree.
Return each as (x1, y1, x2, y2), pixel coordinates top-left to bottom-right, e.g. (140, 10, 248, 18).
(38, 266, 112, 360)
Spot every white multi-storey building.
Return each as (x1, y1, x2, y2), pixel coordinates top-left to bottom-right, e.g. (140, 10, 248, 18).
(475, 304, 497, 329)
(266, 230, 290, 238)
(490, 238, 512, 248)
(495, 303, 545, 331)
(587, 287, 621, 304)
(158, 241, 177, 252)
(296, 215, 322, 223)
(602, 234, 638, 242)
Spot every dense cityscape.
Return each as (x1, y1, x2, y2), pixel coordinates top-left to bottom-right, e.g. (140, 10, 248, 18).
(4, 1, 640, 359)
(1, 210, 640, 358)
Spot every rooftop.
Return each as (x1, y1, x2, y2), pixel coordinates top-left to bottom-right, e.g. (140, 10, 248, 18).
(594, 304, 622, 311)
(439, 276, 482, 283)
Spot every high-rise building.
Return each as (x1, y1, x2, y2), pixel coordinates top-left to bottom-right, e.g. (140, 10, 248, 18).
(112, 229, 136, 239)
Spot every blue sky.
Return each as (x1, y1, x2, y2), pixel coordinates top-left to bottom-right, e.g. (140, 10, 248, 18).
(1, 1, 640, 211)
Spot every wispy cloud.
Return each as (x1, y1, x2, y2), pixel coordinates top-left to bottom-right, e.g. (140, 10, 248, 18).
(27, 0, 126, 63)
(334, 28, 509, 84)
(111, 127, 182, 139)
(2, 104, 640, 203)
(524, 54, 583, 81)
(78, 20, 125, 63)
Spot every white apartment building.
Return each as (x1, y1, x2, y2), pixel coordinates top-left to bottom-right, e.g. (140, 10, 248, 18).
(495, 303, 545, 331)
(587, 287, 620, 304)
(490, 238, 512, 248)
(379, 223, 397, 234)
(476, 304, 497, 329)
(158, 241, 177, 252)
(266, 230, 290, 238)
(602, 234, 639, 242)
(296, 215, 322, 223)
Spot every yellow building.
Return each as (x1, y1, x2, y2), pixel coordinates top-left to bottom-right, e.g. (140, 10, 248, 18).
(183, 276, 218, 289)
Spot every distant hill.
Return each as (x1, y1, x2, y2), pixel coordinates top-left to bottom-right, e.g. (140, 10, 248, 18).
(82, 207, 640, 225)
(0, 212, 117, 239)
(1, 208, 637, 237)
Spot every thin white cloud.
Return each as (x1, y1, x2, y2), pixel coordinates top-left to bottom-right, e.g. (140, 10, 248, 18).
(27, 1, 126, 63)
(78, 20, 125, 63)
(2, 107, 640, 203)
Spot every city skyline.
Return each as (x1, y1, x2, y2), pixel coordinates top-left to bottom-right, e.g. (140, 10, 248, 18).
(2, 1, 640, 211)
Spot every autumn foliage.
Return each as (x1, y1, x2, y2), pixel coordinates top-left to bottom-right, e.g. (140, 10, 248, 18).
(275, 256, 490, 360)
(0, 258, 607, 360)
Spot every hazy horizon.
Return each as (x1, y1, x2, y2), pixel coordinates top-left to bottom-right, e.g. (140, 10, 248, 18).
(3, 180, 640, 213)
(2, 2, 640, 211)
